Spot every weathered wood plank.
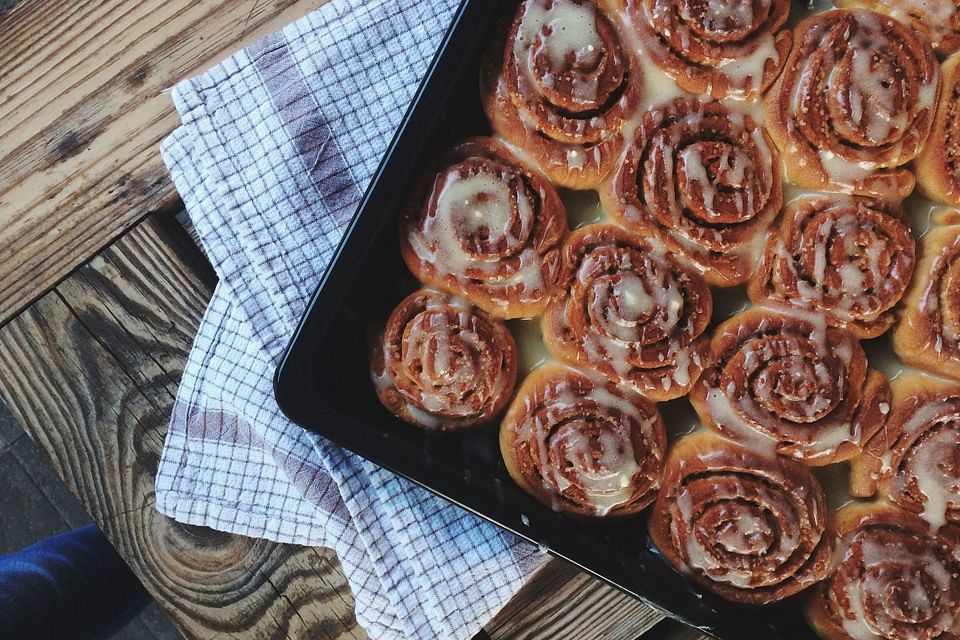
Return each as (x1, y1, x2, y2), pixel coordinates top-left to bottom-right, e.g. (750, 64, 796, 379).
(0, 210, 700, 639)
(0, 0, 333, 324)
(0, 215, 367, 640)
(486, 559, 666, 640)
(0, 404, 184, 640)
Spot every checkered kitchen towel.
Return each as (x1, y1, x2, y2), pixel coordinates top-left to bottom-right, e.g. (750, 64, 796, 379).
(156, 1, 546, 638)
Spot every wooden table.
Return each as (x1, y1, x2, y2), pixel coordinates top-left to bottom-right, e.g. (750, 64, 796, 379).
(0, 1, 707, 638)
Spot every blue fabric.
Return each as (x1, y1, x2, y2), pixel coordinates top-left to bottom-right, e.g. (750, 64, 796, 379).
(0, 525, 150, 640)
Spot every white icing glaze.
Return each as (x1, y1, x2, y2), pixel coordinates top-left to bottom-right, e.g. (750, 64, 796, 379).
(714, 32, 780, 98)
(640, 0, 784, 100)
(890, 400, 960, 529)
(408, 161, 547, 304)
(875, 0, 957, 50)
(785, 8, 939, 191)
(705, 387, 779, 458)
(676, 472, 808, 589)
(833, 528, 957, 640)
(518, 0, 603, 105)
(517, 375, 658, 515)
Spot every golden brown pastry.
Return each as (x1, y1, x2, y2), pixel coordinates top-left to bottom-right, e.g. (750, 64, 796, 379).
(917, 54, 960, 207)
(400, 137, 567, 319)
(648, 433, 833, 605)
(874, 375, 960, 530)
(749, 195, 916, 339)
(847, 381, 896, 499)
(499, 364, 666, 517)
(689, 308, 890, 466)
(894, 224, 960, 381)
(371, 289, 517, 431)
(763, 9, 940, 201)
(806, 504, 960, 640)
(481, 0, 644, 189)
(615, 0, 792, 100)
(542, 224, 712, 402)
(837, 0, 960, 57)
(604, 97, 781, 287)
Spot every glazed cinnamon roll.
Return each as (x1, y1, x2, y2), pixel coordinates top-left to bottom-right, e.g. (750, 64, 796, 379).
(481, 0, 643, 189)
(616, 0, 793, 101)
(371, 289, 518, 431)
(499, 364, 666, 517)
(400, 138, 567, 319)
(848, 380, 895, 499)
(894, 225, 960, 382)
(917, 55, 960, 207)
(749, 195, 916, 339)
(604, 97, 781, 287)
(763, 9, 940, 201)
(542, 224, 712, 402)
(806, 504, 960, 640)
(689, 308, 890, 466)
(648, 433, 833, 605)
(874, 375, 960, 530)
(837, 0, 960, 57)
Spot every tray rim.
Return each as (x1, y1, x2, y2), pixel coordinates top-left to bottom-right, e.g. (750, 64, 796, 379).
(274, 3, 814, 639)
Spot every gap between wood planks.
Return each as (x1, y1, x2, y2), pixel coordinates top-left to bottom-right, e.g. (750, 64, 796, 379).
(0, 0, 336, 325)
(0, 208, 707, 639)
(0, 212, 366, 640)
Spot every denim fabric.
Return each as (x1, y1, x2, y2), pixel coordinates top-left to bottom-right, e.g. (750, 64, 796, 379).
(0, 526, 149, 640)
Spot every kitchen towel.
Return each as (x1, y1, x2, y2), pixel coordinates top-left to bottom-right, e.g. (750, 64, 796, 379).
(157, 1, 546, 638)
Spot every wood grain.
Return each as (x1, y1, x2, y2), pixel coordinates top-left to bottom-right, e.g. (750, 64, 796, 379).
(0, 210, 703, 638)
(486, 559, 666, 640)
(0, 215, 367, 640)
(0, 0, 332, 324)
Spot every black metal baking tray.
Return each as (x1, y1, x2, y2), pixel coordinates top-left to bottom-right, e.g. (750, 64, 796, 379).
(274, 1, 817, 638)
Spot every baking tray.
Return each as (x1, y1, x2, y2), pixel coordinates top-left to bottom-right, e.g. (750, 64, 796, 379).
(274, 1, 816, 638)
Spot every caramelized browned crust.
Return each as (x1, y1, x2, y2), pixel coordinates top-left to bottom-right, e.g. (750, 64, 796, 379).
(848, 372, 896, 498)
(894, 224, 960, 382)
(399, 137, 567, 319)
(616, 0, 793, 100)
(649, 433, 833, 605)
(805, 503, 960, 640)
(603, 97, 781, 286)
(837, 0, 960, 58)
(481, 0, 644, 189)
(763, 9, 940, 200)
(541, 224, 712, 401)
(371, 289, 517, 431)
(869, 375, 960, 529)
(499, 364, 666, 517)
(689, 308, 890, 466)
(918, 55, 960, 207)
(748, 195, 916, 339)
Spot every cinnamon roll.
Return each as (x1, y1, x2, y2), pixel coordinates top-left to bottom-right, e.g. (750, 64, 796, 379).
(689, 308, 890, 466)
(542, 224, 712, 402)
(499, 364, 666, 517)
(848, 380, 896, 499)
(481, 0, 643, 189)
(917, 54, 960, 207)
(648, 433, 833, 605)
(875, 375, 960, 530)
(616, 0, 793, 101)
(604, 97, 781, 287)
(749, 195, 916, 339)
(371, 289, 518, 431)
(806, 504, 960, 640)
(894, 225, 960, 382)
(400, 137, 567, 319)
(763, 9, 941, 201)
(837, 0, 960, 58)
